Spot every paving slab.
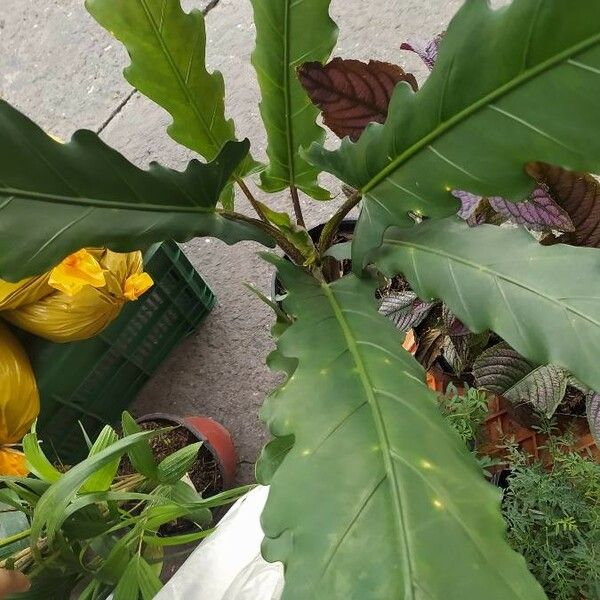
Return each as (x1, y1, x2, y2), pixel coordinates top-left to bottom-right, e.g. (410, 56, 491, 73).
(1, 0, 464, 484)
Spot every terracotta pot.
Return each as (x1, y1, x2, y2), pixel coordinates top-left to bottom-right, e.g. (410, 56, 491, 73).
(137, 413, 237, 490)
(426, 366, 600, 468)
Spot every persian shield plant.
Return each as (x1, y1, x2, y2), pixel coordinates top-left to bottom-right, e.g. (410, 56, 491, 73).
(2, 0, 600, 597)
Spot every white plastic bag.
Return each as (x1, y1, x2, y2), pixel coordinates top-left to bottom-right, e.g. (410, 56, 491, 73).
(156, 486, 283, 600)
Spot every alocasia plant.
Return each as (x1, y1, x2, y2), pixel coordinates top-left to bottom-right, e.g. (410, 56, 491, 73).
(4, 0, 600, 597)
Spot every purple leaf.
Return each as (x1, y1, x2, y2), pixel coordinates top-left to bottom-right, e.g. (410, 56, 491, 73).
(379, 291, 436, 332)
(441, 304, 470, 336)
(473, 342, 534, 395)
(400, 33, 444, 71)
(452, 190, 482, 220)
(488, 186, 575, 232)
(586, 392, 600, 447)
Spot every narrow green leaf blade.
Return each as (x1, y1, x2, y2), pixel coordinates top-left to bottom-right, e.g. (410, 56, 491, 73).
(307, 0, 600, 265)
(121, 412, 157, 480)
(0, 100, 270, 281)
(375, 217, 600, 394)
(136, 556, 163, 600)
(82, 426, 120, 492)
(260, 255, 546, 600)
(85, 0, 258, 180)
(113, 559, 140, 600)
(250, 0, 338, 199)
(22, 425, 62, 484)
(31, 431, 155, 544)
(157, 442, 201, 485)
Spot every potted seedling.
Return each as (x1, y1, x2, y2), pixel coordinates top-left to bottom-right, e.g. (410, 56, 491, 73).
(0, 413, 250, 599)
(3, 0, 600, 597)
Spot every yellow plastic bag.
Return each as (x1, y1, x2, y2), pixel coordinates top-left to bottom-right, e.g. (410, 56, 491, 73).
(3, 249, 153, 343)
(0, 322, 40, 476)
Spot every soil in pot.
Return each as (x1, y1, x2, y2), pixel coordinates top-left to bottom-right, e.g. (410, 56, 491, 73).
(119, 419, 224, 534)
(120, 419, 223, 497)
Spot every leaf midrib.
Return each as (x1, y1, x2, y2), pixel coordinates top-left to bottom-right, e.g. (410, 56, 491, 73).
(383, 236, 600, 329)
(362, 31, 600, 194)
(321, 282, 415, 599)
(0, 187, 213, 214)
(283, 0, 296, 185)
(137, 0, 222, 157)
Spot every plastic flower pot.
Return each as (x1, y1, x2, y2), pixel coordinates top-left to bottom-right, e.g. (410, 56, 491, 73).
(137, 412, 237, 491)
(426, 365, 600, 468)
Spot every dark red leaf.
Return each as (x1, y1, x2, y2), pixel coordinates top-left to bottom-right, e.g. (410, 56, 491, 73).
(528, 163, 600, 247)
(298, 58, 418, 141)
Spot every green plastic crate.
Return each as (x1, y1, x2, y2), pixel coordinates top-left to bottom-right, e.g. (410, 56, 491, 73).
(18, 241, 215, 462)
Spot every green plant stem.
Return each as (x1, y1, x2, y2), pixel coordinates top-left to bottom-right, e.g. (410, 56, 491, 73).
(220, 209, 307, 265)
(290, 185, 306, 228)
(318, 190, 361, 255)
(0, 528, 30, 549)
(235, 178, 270, 225)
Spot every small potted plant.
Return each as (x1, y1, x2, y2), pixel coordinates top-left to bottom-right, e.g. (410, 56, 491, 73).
(0, 413, 250, 598)
(439, 386, 600, 600)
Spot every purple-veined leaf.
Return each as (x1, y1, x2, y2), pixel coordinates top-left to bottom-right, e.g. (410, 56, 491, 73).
(488, 186, 575, 232)
(586, 392, 600, 447)
(452, 190, 481, 220)
(505, 364, 570, 418)
(473, 342, 534, 395)
(400, 33, 444, 71)
(442, 304, 470, 336)
(298, 58, 418, 142)
(379, 291, 436, 332)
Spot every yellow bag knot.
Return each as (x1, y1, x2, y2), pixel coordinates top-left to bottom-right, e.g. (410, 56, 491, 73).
(124, 272, 154, 301)
(48, 249, 106, 297)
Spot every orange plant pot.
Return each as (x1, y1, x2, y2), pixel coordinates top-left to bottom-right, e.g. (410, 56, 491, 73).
(426, 365, 600, 468)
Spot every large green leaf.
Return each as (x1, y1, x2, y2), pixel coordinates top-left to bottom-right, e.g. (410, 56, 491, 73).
(0, 100, 270, 281)
(250, 0, 337, 199)
(375, 217, 600, 394)
(85, 0, 258, 182)
(307, 0, 600, 265)
(259, 255, 546, 600)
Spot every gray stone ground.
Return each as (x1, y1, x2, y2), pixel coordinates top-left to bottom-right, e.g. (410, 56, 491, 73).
(0, 0, 465, 484)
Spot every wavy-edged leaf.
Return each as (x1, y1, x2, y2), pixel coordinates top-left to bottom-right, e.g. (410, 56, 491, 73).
(250, 0, 338, 199)
(375, 217, 600, 394)
(530, 162, 600, 247)
(255, 435, 294, 486)
(505, 365, 570, 418)
(298, 58, 417, 142)
(586, 392, 600, 446)
(259, 254, 545, 600)
(85, 0, 258, 183)
(473, 342, 534, 395)
(308, 0, 600, 267)
(378, 291, 435, 332)
(0, 101, 270, 281)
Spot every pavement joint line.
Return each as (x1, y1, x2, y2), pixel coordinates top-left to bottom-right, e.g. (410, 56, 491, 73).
(95, 87, 137, 135)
